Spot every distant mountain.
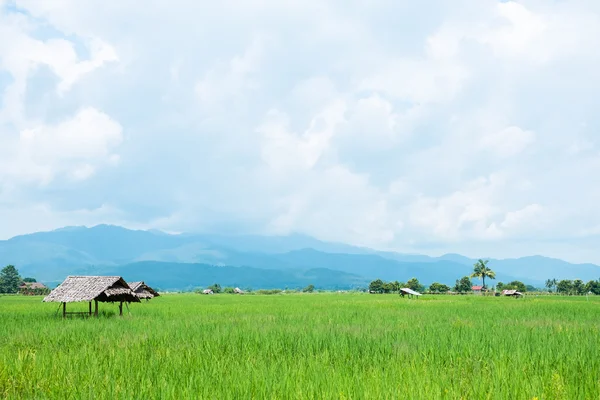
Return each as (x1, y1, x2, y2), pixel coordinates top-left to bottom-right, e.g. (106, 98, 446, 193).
(100, 261, 368, 291)
(1, 224, 599, 290)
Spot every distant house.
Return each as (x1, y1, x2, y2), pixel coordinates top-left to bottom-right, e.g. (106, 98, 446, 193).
(501, 289, 523, 298)
(234, 287, 245, 294)
(129, 281, 160, 300)
(44, 276, 140, 317)
(202, 289, 214, 295)
(399, 288, 421, 298)
(472, 285, 483, 294)
(19, 282, 47, 290)
(19, 282, 49, 295)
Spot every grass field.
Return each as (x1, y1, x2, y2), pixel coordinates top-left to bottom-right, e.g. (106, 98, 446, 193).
(1, 293, 599, 399)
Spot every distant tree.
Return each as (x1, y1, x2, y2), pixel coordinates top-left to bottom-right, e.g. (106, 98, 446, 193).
(557, 280, 573, 295)
(505, 281, 527, 293)
(382, 282, 393, 294)
(525, 285, 538, 292)
(391, 281, 401, 293)
(207, 283, 222, 294)
(369, 279, 385, 294)
(573, 279, 585, 295)
(454, 276, 472, 293)
(0, 265, 21, 294)
(406, 278, 424, 293)
(545, 278, 557, 292)
(429, 282, 450, 293)
(585, 280, 600, 295)
(302, 284, 315, 293)
(496, 282, 505, 291)
(470, 259, 495, 289)
(22, 277, 37, 283)
(223, 287, 235, 294)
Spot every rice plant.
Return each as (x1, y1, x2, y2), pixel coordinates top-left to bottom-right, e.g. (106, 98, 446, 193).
(0, 294, 599, 399)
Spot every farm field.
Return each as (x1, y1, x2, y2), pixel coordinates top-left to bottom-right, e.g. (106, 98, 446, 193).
(1, 293, 599, 399)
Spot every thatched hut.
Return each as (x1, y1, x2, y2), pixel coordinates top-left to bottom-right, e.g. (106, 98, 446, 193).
(501, 289, 523, 298)
(234, 287, 245, 294)
(202, 289, 214, 294)
(19, 282, 49, 295)
(43, 276, 140, 317)
(400, 288, 422, 298)
(129, 281, 160, 300)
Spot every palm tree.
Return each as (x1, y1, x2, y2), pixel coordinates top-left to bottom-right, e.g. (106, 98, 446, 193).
(470, 259, 495, 289)
(545, 279, 557, 293)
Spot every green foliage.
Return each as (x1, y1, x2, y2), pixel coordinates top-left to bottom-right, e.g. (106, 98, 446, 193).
(554, 279, 600, 295)
(19, 287, 50, 296)
(1, 294, 599, 398)
(369, 279, 405, 294)
(585, 279, 600, 295)
(503, 281, 527, 292)
(22, 277, 37, 283)
(454, 276, 472, 293)
(207, 283, 222, 294)
(545, 278, 557, 292)
(302, 284, 315, 293)
(406, 277, 424, 292)
(429, 282, 450, 293)
(470, 259, 495, 289)
(223, 287, 235, 294)
(557, 280, 574, 294)
(368, 279, 385, 293)
(573, 279, 585, 295)
(0, 265, 21, 294)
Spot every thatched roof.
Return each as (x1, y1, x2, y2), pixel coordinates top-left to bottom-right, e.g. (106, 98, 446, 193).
(20, 282, 47, 289)
(129, 281, 160, 299)
(43, 276, 140, 303)
(501, 289, 523, 296)
(234, 287, 245, 294)
(400, 288, 422, 296)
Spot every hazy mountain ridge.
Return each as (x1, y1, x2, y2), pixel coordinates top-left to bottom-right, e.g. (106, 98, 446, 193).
(1, 225, 599, 289)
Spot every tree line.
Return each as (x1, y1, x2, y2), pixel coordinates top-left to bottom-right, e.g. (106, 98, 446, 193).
(0, 265, 49, 295)
(544, 278, 600, 295)
(368, 259, 600, 295)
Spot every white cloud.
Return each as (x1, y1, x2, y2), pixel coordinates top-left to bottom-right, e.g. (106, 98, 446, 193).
(195, 36, 266, 111)
(1, 0, 600, 263)
(2, 107, 122, 184)
(480, 126, 536, 158)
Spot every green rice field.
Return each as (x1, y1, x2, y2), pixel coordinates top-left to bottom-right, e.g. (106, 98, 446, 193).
(1, 293, 599, 399)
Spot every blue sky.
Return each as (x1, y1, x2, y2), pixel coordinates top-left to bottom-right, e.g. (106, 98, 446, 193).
(1, 0, 600, 263)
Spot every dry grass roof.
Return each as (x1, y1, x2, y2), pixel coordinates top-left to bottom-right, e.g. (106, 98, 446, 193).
(400, 288, 422, 296)
(129, 281, 160, 299)
(43, 276, 140, 303)
(20, 282, 47, 289)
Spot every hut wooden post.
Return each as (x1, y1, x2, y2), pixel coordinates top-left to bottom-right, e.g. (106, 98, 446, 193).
(62, 302, 66, 318)
(94, 300, 98, 317)
(119, 301, 123, 316)
(89, 301, 92, 316)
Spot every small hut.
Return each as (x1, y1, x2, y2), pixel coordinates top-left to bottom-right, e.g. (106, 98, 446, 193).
(43, 276, 140, 317)
(202, 289, 214, 295)
(19, 282, 49, 295)
(501, 289, 523, 298)
(400, 288, 422, 298)
(234, 287, 245, 294)
(472, 285, 483, 295)
(129, 281, 160, 300)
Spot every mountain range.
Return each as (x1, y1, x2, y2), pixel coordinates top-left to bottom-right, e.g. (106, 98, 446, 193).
(1, 224, 599, 290)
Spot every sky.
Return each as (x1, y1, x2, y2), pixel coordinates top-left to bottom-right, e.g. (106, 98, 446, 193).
(1, 0, 600, 263)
